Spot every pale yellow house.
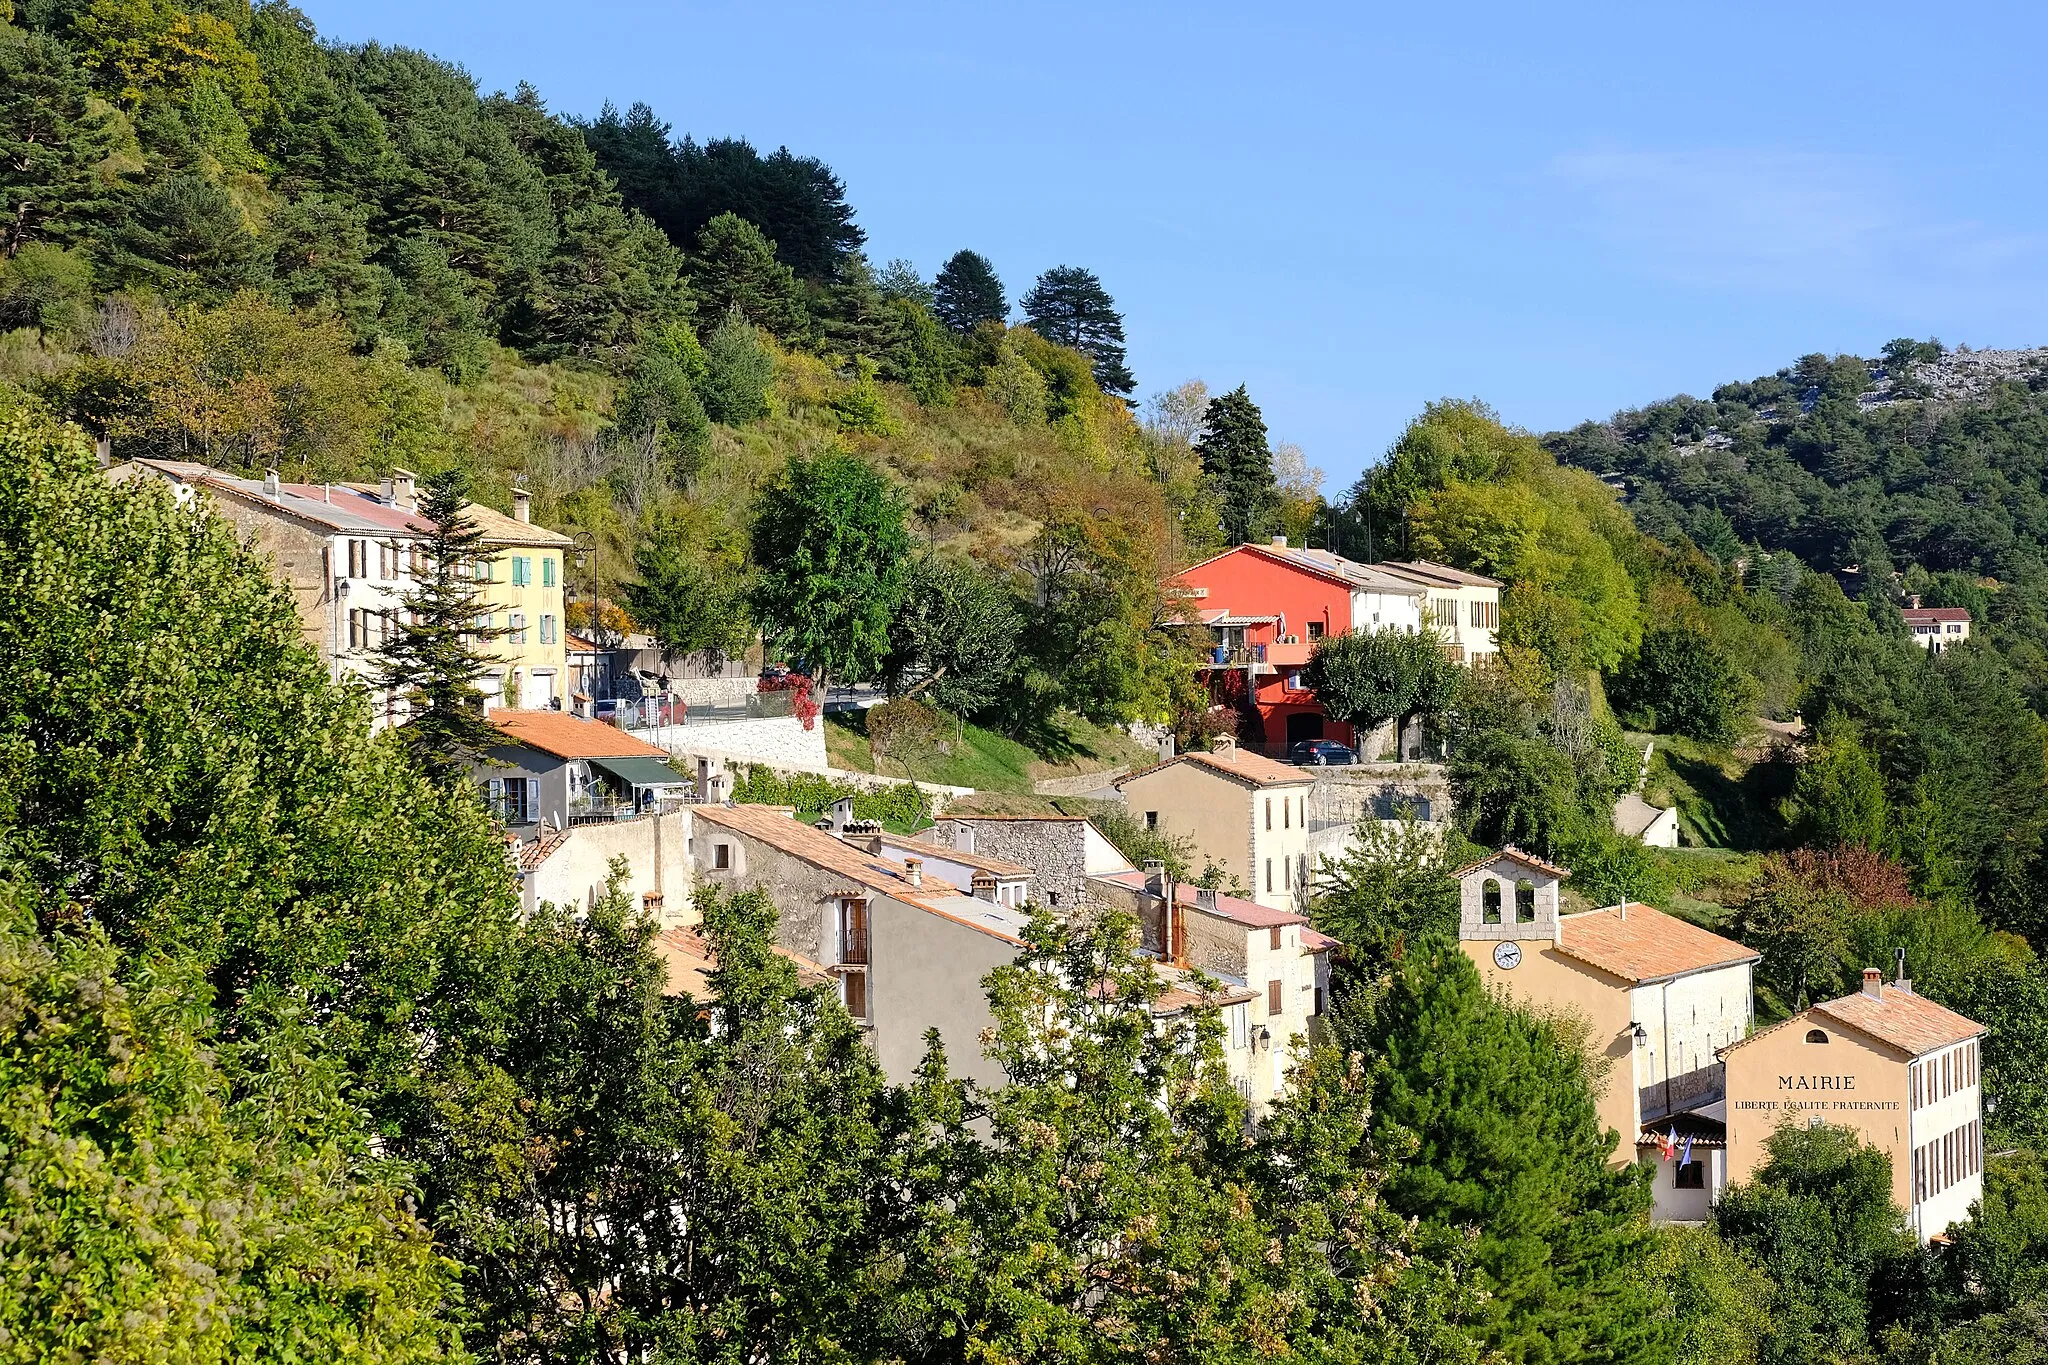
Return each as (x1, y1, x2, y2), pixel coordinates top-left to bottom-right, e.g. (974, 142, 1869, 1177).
(1721, 971, 1983, 1242)
(1114, 737, 1315, 913)
(471, 487, 572, 710)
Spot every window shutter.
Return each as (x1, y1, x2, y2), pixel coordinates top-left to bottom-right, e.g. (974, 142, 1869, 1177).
(543, 556, 556, 586)
(1268, 979, 1283, 1015)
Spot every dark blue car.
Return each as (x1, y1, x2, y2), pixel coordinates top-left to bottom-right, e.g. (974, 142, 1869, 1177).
(1288, 739, 1358, 766)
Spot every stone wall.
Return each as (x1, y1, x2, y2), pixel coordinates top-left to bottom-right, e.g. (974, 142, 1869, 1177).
(657, 715, 828, 771)
(924, 818, 1095, 908)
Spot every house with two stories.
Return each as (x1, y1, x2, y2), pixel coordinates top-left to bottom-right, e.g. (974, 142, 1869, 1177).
(1115, 738, 1315, 914)
(1165, 537, 1502, 754)
(1089, 864, 1336, 1113)
(1902, 601, 1971, 652)
(477, 709, 693, 830)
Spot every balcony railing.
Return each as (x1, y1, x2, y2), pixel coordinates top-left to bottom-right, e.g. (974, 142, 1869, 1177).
(1204, 644, 1267, 667)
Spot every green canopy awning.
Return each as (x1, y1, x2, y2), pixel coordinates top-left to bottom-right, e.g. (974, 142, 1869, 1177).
(589, 756, 692, 788)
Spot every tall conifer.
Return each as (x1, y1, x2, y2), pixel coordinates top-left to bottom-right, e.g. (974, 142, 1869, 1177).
(1195, 384, 1281, 544)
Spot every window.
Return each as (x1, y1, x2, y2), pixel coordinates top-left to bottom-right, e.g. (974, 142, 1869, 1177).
(508, 613, 528, 645)
(839, 899, 869, 966)
(713, 843, 731, 870)
(1805, 1029, 1830, 1044)
(1307, 620, 1324, 639)
(511, 555, 531, 586)
(843, 971, 868, 1019)
(1482, 878, 1502, 925)
(1469, 600, 1498, 630)
(1283, 799, 1290, 830)
(1269, 926, 1283, 950)
(1432, 597, 1458, 631)
(348, 609, 364, 650)
(542, 556, 557, 587)
(1265, 859, 1273, 893)
(540, 614, 557, 645)
(1145, 811, 1159, 829)
(486, 777, 534, 824)
(1675, 1160, 1705, 1190)
(1314, 985, 1326, 1015)
(474, 559, 493, 583)
(1284, 855, 1292, 890)
(1265, 798, 1272, 830)
(1515, 878, 1536, 923)
(1268, 979, 1283, 1015)
(1286, 671, 1303, 691)
(1230, 1003, 1250, 1050)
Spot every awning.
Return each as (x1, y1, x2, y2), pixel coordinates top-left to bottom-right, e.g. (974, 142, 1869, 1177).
(589, 755, 692, 788)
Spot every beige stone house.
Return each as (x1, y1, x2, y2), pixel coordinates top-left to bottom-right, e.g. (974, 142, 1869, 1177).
(1456, 847, 1759, 1223)
(1090, 865, 1336, 1113)
(913, 813, 1136, 909)
(1721, 970, 1983, 1242)
(1114, 737, 1314, 913)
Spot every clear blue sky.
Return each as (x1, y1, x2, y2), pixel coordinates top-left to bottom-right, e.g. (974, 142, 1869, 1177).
(305, 0, 2048, 491)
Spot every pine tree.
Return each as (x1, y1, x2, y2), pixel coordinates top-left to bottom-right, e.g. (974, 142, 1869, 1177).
(375, 468, 509, 783)
(932, 248, 1005, 333)
(1194, 384, 1280, 544)
(100, 172, 267, 300)
(688, 210, 809, 340)
(1020, 263, 1134, 397)
(0, 31, 125, 258)
(1359, 937, 1670, 1363)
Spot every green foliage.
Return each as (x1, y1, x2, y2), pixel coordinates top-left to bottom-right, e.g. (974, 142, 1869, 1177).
(1313, 814, 1477, 975)
(831, 354, 897, 435)
(1788, 724, 1892, 852)
(621, 511, 751, 667)
(881, 551, 1022, 718)
(0, 908, 461, 1362)
(1713, 1123, 1920, 1365)
(1615, 622, 1751, 742)
(375, 466, 509, 783)
(864, 694, 952, 763)
(1020, 262, 1133, 398)
(1304, 624, 1463, 739)
(0, 242, 97, 331)
(1192, 382, 1278, 545)
(932, 247, 1004, 333)
(99, 169, 263, 298)
(688, 211, 809, 340)
(728, 763, 931, 830)
(697, 303, 775, 424)
(0, 29, 125, 258)
(1737, 845, 1915, 1010)
(748, 448, 910, 688)
(1650, 1225, 1777, 1365)
(1358, 938, 1669, 1362)
(614, 325, 712, 477)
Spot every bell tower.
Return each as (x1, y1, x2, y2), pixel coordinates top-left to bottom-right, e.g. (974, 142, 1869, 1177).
(1456, 846, 1568, 945)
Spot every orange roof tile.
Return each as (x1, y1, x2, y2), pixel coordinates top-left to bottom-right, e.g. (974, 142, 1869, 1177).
(491, 709, 672, 760)
(651, 924, 830, 999)
(1554, 903, 1758, 984)
(1451, 845, 1572, 881)
(1811, 986, 1982, 1057)
(1119, 746, 1312, 790)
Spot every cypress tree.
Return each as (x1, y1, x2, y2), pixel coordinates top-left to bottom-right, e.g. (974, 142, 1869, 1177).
(932, 248, 1005, 333)
(1194, 384, 1280, 544)
(375, 468, 510, 783)
(1020, 263, 1134, 398)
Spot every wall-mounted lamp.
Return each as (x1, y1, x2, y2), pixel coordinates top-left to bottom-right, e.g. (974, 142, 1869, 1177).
(1253, 1024, 1272, 1053)
(1630, 1022, 1649, 1047)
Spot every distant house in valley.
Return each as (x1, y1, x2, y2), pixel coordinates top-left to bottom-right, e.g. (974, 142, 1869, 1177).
(1902, 601, 1970, 651)
(1114, 737, 1315, 913)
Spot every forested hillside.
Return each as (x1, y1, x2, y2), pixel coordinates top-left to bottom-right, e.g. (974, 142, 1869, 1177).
(0, 0, 1216, 741)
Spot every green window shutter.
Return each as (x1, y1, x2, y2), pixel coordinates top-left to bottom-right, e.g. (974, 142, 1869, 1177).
(542, 556, 556, 587)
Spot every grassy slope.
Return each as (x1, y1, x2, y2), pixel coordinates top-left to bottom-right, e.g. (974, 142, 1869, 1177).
(826, 709, 1153, 795)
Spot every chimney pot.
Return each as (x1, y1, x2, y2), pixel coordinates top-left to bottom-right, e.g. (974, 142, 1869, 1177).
(1863, 966, 1883, 1000)
(903, 856, 922, 888)
(512, 487, 532, 524)
(262, 468, 281, 499)
(1195, 887, 1217, 911)
(1271, 535, 1288, 548)
(388, 467, 417, 512)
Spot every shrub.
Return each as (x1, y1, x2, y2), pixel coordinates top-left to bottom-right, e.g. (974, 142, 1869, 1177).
(729, 764, 931, 831)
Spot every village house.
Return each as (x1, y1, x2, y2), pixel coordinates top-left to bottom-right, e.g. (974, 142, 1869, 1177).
(912, 813, 1138, 909)
(1456, 847, 1760, 1223)
(1089, 863, 1336, 1113)
(1115, 737, 1315, 914)
(814, 805, 1036, 908)
(475, 709, 693, 831)
(1721, 967, 1984, 1242)
(514, 809, 694, 925)
(1902, 601, 1971, 652)
(1164, 537, 1502, 755)
(690, 803, 1033, 1087)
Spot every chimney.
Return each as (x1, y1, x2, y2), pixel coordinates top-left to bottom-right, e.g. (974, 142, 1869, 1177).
(262, 468, 281, 499)
(1271, 535, 1288, 548)
(641, 890, 664, 919)
(971, 872, 998, 902)
(94, 435, 111, 467)
(1142, 858, 1167, 898)
(386, 467, 417, 512)
(1617, 901, 1628, 921)
(1909, 594, 1923, 609)
(1895, 948, 1913, 995)
(1195, 887, 1218, 912)
(1863, 966, 1884, 1000)
(512, 486, 532, 524)
(1211, 734, 1238, 759)
(571, 691, 592, 719)
(903, 856, 922, 888)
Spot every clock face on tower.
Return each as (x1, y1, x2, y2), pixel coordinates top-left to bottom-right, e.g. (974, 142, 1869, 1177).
(1493, 940, 1523, 970)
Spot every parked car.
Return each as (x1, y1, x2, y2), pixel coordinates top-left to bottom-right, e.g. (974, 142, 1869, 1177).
(1288, 739, 1358, 766)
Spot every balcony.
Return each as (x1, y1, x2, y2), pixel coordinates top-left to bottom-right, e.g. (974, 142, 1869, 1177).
(1202, 643, 1268, 668)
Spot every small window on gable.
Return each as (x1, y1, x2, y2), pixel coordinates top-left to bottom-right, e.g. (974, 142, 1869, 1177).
(1482, 878, 1502, 925)
(1145, 811, 1158, 829)
(1805, 1029, 1830, 1044)
(713, 843, 731, 870)
(1514, 879, 1536, 923)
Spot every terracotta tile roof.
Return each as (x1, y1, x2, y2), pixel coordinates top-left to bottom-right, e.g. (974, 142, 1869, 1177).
(516, 826, 573, 871)
(491, 709, 672, 760)
(1554, 903, 1759, 984)
(1301, 927, 1340, 952)
(336, 482, 572, 546)
(1902, 607, 1970, 625)
(1451, 845, 1572, 881)
(1810, 986, 1982, 1057)
(651, 924, 830, 999)
(1119, 746, 1312, 790)
(694, 805, 1030, 943)
(1090, 870, 1313, 930)
(1375, 558, 1505, 589)
(868, 833, 1032, 880)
